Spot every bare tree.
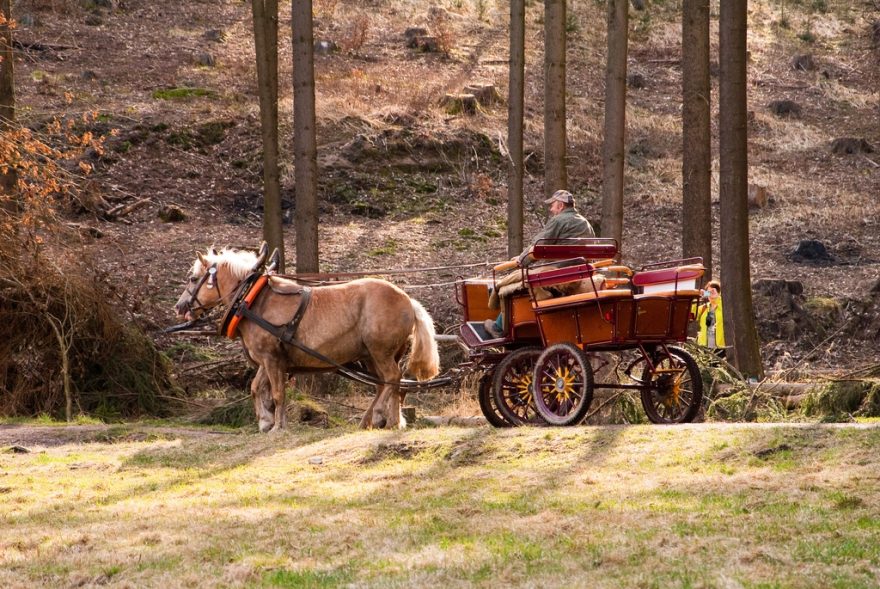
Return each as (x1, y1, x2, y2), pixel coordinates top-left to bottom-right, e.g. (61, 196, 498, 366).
(682, 0, 712, 279)
(543, 0, 567, 198)
(292, 0, 319, 273)
(507, 0, 525, 256)
(719, 0, 763, 378)
(600, 0, 629, 252)
(252, 0, 284, 271)
(1, 0, 16, 197)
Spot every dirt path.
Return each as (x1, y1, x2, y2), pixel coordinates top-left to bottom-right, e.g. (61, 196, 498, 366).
(0, 424, 236, 448)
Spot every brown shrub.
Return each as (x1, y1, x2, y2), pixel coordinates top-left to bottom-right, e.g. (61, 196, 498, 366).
(338, 13, 370, 55)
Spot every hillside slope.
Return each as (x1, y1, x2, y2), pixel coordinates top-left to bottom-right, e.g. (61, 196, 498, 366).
(9, 0, 879, 378)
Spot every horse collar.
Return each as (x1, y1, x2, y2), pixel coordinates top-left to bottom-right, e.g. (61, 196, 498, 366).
(222, 274, 269, 339)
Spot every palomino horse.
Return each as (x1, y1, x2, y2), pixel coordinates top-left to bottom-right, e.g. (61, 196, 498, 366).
(174, 247, 440, 431)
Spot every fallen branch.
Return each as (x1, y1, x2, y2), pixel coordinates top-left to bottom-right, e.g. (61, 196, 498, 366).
(13, 40, 74, 52)
(106, 198, 151, 218)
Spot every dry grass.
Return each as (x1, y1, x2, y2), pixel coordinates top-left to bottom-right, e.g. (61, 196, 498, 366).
(2, 423, 880, 587)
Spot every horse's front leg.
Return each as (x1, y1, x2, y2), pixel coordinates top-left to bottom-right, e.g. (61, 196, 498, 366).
(251, 366, 275, 433)
(263, 358, 288, 432)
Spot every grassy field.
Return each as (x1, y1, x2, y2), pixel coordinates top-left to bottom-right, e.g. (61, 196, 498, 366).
(2, 422, 880, 588)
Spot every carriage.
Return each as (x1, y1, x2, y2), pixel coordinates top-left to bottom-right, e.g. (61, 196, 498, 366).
(455, 238, 706, 427)
(173, 239, 705, 431)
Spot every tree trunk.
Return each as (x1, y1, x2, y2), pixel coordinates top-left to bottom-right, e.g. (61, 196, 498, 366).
(600, 0, 628, 254)
(543, 0, 566, 198)
(507, 0, 525, 257)
(1, 0, 16, 197)
(292, 0, 318, 273)
(682, 0, 712, 279)
(253, 0, 284, 271)
(719, 0, 763, 379)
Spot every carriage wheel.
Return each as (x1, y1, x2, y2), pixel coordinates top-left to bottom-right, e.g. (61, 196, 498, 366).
(492, 348, 545, 426)
(478, 371, 512, 428)
(532, 343, 594, 426)
(638, 346, 703, 424)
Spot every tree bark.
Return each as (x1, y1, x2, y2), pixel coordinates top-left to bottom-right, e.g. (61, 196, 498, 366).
(1, 0, 16, 197)
(600, 0, 629, 254)
(719, 0, 764, 379)
(253, 0, 284, 271)
(543, 0, 567, 198)
(682, 0, 712, 279)
(507, 0, 525, 256)
(292, 0, 318, 273)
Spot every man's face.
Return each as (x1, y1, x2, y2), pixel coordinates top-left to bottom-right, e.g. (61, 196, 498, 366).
(549, 200, 565, 216)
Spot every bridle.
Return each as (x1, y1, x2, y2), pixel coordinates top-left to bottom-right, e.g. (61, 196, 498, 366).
(181, 262, 222, 317)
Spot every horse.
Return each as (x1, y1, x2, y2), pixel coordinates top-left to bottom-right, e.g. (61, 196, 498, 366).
(173, 247, 440, 432)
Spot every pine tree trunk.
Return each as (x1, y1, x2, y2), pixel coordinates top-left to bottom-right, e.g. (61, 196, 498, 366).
(600, 0, 628, 254)
(507, 0, 525, 257)
(292, 0, 318, 273)
(719, 0, 764, 379)
(543, 0, 567, 198)
(253, 0, 284, 271)
(1, 0, 16, 197)
(682, 0, 712, 279)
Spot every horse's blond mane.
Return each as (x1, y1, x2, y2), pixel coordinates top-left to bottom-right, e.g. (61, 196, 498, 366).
(193, 248, 258, 281)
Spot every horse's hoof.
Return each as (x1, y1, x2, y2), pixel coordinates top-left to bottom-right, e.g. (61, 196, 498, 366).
(268, 425, 283, 434)
(259, 420, 274, 433)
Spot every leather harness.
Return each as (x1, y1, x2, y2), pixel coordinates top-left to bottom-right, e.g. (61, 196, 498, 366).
(219, 272, 313, 345)
(211, 270, 453, 389)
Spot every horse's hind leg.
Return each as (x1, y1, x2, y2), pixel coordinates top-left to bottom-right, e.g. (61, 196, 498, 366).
(370, 357, 403, 429)
(359, 383, 383, 429)
(251, 366, 275, 433)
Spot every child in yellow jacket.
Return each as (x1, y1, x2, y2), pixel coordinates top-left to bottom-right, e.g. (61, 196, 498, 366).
(697, 280, 725, 355)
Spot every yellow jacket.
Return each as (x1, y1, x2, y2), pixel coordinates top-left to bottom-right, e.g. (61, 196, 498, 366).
(697, 298, 725, 348)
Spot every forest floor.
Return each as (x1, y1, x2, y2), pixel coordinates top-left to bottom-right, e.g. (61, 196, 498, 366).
(8, 0, 880, 413)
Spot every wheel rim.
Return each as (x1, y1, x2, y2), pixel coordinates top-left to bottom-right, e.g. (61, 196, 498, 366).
(532, 343, 594, 426)
(478, 372, 511, 428)
(645, 353, 696, 422)
(493, 349, 543, 425)
(539, 352, 587, 415)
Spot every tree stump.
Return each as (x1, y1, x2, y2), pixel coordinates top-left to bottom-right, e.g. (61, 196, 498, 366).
(408, 35, 439, 52)
(441, 93, 478, 115)
(791, 53, 815, 71)
(768, 99, 801, 118)
(831, 137, 875, 155)
(463, 83, 501, 106)
(404, 27, 428, 45)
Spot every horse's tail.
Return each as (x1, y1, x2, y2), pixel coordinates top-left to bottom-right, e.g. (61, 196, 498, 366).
(406, 298, 441, 381)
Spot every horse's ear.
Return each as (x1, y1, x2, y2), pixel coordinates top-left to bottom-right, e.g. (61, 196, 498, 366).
(197, 251, 209, 268)
(209, 247, 218, 256)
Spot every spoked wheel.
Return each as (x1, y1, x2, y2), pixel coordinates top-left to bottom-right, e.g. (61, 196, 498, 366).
(492, 348, 545, 426)
(532, 343, 594, 426)
(477, 371, 512, 428)
(637, 346, 703, 424)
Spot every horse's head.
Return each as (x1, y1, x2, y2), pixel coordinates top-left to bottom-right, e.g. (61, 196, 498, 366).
(174, 250, 222, 321)
(174, 244, 268, 321)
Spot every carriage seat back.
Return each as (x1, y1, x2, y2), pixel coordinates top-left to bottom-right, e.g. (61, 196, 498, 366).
(632, 261, 704, 295)
(531, 237, 618, 262)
